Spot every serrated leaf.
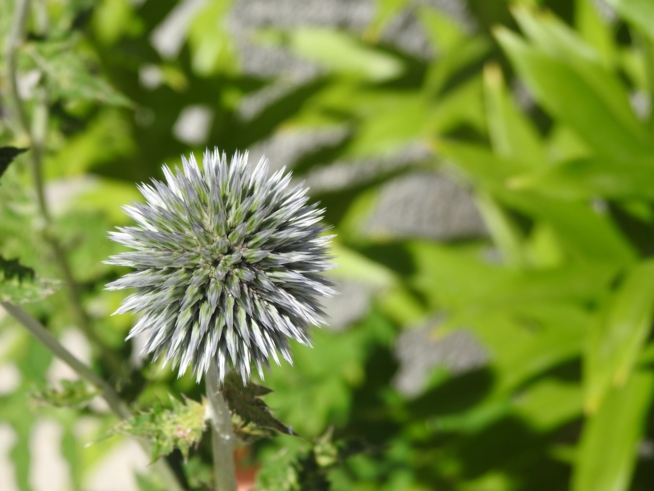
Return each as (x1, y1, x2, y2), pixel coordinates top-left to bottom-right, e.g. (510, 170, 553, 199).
(0, 255, 59, 303)
(30, 379, 98, 409)
(26, 41, 131, 107)
(109, 397, 206, 461)
(0, 147, 27, 181)
(256, 430, 366, 491)
(221, 372, 292, 443)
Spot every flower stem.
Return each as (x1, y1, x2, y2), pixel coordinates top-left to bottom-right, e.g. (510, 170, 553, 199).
(206, 362, 237, 491)
(0, 301, 186, 491)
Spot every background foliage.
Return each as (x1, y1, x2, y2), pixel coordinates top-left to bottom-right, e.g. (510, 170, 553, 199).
(2, 0, 654, 490)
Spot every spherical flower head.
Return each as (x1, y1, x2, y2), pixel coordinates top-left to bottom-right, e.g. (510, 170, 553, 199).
(105, 149, 336, 383)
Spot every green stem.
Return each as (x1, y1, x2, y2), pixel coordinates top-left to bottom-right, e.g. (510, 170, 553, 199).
(0, 301, 186, 491)
(4, 0, 126, 378)
(206, 362, 237, 491)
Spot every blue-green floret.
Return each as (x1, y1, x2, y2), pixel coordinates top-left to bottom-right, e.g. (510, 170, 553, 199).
(105, 149, 336, 383)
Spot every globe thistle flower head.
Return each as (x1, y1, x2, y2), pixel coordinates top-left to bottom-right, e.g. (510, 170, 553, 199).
(105, 149, 336, 384)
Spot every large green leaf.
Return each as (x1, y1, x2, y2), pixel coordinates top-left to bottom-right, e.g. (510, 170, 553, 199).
(573, 368, 654, 491)
(281, 28, 403, 82)
(584, 259, 654, 412)
(512, 5, 637, 133)
(438, 141, 636, 263)
(495, 27, 650, 161)
(605, 0, 654, 43)
(510, 154, 654, 201)
(187, 0, 238, 76)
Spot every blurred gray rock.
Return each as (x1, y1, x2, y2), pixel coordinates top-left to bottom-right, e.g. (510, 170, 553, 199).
(393, 318, 489, 397)
(364, 170, 486, 240)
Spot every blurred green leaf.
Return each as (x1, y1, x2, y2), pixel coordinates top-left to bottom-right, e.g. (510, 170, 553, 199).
(495, 23, 650, 160)
(256, 431, 365, 491)
(510, 155, 654, 201)
(584, 259, 654, 412)
(265, 309, 394, 437)
(30, 379, 98, 409)
(366, 0, 411, 39)
(26, 41, 132, 107)
(513, 379, 582, 431)
(188, 0, 238, 76)
(91, 0, 143, 45)
(573, 368, 654, 491)
(483, 63, 545, 168)
(604, 0, 654, 42)
(283, 28, 404, 82)
(0, 147, 27, 182)
(417, 6, 467, 54)
(575, 0, 616, 66)
(0, 256, 59, 304)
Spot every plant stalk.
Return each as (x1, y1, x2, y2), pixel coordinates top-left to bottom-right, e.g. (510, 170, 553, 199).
(206, 362, 237, 491)
(4, 0, 126, 378)
(0, 301, 186, 491)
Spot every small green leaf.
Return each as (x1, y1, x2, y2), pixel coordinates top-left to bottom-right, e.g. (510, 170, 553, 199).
(109, 397, 206, 461)
(0, 255, 59, 303)
(30, 380, 98, 409)
(0, 147, 27, 181)
(221, 372, 292, 443)
(573, 368, 654, 491)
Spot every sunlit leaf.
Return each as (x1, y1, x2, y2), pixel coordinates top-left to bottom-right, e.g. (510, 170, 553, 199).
(573, 369, 654, 491)
(30, 379, 98, 409)
(109, 397, 206, 461)
(584, 259, 654, 412)
(605, 0, 654, 42)
(0, 256, 59, 304)
(26, 41, 132, 107)
(283, 28, 404, 82)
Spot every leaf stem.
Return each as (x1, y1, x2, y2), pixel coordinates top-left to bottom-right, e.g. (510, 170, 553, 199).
(0, 301, 187, 491)
(206, 362, 237, 491)
(4, 0, 126, 378)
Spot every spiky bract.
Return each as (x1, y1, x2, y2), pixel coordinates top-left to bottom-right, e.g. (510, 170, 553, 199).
(106, 150, 335, 383)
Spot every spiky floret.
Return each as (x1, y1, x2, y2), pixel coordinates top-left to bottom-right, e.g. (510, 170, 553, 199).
(106, 149, 335, 383)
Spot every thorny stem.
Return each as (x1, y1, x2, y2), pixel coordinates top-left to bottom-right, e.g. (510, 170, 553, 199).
(5, 0, 125, 378)
(207, 361, 237, 491)
(0, 302, 186, 491)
